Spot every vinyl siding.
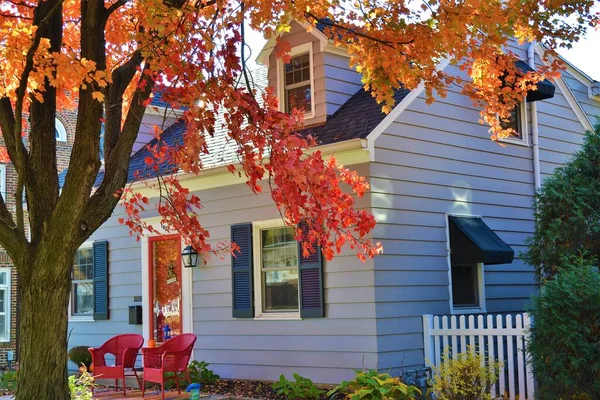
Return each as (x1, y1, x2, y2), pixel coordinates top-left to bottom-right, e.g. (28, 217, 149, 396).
(68, 163, 377, 384)
(323, 53, 363, 115)
(370, 54, 589, 374)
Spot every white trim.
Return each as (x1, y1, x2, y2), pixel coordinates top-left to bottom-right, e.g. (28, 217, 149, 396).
(365, 59, 450, 161)
(445, 214, 487, 315)
(55, 118, 67, 142)
(252, 219, 301, 320)
(0, 268, 10, 342)
(277, 43, 315, 120)
(140, 221, 193, 350)
(0, 165, 6, 201)
(552, 76, 595, 132)
(498, 101, 530, 146)
(533, 45, 595, 132)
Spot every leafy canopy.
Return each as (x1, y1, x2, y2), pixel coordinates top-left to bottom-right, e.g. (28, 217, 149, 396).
(524, 124, 600, 282)
(0, 0, 597, 262)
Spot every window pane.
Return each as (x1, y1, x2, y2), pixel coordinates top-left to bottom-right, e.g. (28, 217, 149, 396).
(0, 289, 4, 313)
(451, 264, 479, 308)
(0, 315, 5, 341)
(286, 85, 312, 114)
(263, 269, 299, 311)
(261, 226, 299, 312)
(0, 272, 6, 285)
(262, 227, 297, 269)
(500, 105, 522, 139)
(284, 54, 310, 86)
(73, 282, 94, 315)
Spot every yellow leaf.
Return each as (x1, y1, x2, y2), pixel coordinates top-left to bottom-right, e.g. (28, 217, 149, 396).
(92, 91, 104, 102)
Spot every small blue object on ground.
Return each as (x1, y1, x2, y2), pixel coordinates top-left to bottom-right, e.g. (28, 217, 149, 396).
(186, 383, 202, 400)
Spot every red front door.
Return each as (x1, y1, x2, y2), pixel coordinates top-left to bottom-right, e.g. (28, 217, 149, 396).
(148, 235, 182, 342)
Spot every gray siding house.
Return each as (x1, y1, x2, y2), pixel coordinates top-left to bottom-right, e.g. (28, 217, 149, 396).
(67, 21, 600, 384)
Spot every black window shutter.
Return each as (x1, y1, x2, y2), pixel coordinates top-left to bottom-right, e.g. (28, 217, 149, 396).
(231, 223, 254, 318)
(298, 222, 325, 318)
(93, 241, 109, 321)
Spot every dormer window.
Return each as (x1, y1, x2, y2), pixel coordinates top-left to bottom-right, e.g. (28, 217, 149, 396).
(285, 53, 311, 113)
(499, 102, 528, 146)
(279, 43, 314, 119)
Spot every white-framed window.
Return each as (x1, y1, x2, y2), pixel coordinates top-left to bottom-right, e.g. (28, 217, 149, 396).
(499, 102, 528, 146)
(0, 164, 6, 201)
(252, 220, 301, 320)
(446, 215, 487, 314)
(55, 118, 67, 142)
(0, 268, 11, 342)
(70, 245, 94, 320)
(278, 43, 315, 119)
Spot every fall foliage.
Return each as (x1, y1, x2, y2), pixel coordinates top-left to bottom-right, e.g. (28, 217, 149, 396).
(0, 0, 598, 398)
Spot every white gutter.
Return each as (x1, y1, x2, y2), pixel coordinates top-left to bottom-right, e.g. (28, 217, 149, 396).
(528, 42, 542, 191)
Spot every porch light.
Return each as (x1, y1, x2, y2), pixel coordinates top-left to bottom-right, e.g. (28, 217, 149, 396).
(182, 245, 199, 268)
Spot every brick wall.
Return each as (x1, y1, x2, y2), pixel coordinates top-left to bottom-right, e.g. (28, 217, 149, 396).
(0, 110, 77, 366)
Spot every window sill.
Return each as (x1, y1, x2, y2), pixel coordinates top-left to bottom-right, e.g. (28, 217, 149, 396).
(498, 138, 529, 147)
(69, 315, 95, 323)
(452, 307, 487, 315)
(254, 312, 301, 321)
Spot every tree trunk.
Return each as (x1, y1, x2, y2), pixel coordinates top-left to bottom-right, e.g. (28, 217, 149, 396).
(15, 257, 72, 400)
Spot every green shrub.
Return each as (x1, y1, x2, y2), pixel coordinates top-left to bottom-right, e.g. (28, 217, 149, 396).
(528, 266, 600, 399)
(0, 370, 18, 391)
(272, 373, 325, 399)
(69, 368, 95, 400)
(430, 347, 501, 400)
(68, 346, 92, 369)
(187, 360, 220, 385)
(524, 125, 600, 282)
(328, 369, 420, 400)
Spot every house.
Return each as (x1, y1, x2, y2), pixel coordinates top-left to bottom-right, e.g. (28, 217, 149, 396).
(66, 21, 600, 384)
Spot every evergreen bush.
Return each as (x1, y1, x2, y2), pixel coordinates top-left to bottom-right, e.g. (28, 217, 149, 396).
(524, 125, 600, 282)
(528, 266, 600, 399)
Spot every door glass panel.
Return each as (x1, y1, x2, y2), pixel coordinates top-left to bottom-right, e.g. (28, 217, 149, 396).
(151, 237, 182, 342)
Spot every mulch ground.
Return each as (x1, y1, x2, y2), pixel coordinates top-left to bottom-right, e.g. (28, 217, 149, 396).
(202, 379, 332, 400)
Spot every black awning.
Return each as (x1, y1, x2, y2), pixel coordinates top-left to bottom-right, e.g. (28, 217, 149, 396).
(515, 60, 555, 102)
(449, 216, 514, 265)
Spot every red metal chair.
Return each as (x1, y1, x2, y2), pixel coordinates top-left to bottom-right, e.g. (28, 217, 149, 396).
(88, 334, 144, 396)
(141, 333, 197, 399)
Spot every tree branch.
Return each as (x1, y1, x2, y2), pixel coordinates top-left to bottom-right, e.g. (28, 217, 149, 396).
(104, 49, 143, 162)
(79, 63, 155, 241)
(105, 0, 126, 17)
(304, 12, 414, 48)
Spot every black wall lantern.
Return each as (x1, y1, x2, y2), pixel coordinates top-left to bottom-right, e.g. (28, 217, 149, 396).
(182, 245, 199, 268)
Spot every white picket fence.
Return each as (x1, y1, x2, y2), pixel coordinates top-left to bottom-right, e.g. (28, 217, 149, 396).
(423, 313, 534, 400)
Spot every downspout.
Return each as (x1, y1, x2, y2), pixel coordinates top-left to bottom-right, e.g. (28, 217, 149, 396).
(528, 42, 542, 190)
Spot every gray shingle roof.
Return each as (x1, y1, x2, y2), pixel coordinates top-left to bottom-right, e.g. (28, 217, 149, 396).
(59, 66, 409, 187)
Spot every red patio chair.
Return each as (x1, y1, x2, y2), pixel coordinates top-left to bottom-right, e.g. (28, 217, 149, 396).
(141, 333, 197, 399)
(88, 333, 144, 396)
